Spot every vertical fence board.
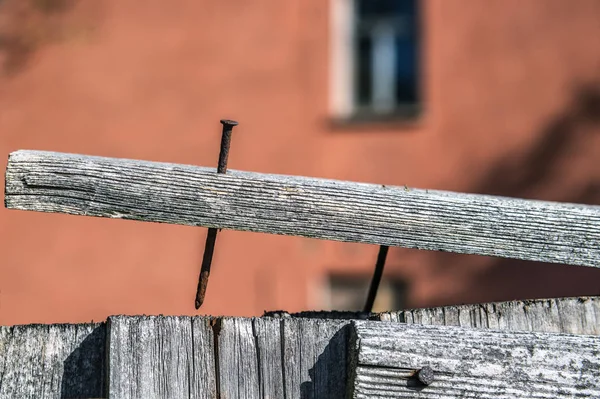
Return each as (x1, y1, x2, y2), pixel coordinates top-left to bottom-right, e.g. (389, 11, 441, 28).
(107, 315, 216, 399)
(253, 317, 285, 398)
(281, 318, 349, 399)
(190, 317, 218, 398)
(0, 323, 105, 399)
(217, 318, 261, 399)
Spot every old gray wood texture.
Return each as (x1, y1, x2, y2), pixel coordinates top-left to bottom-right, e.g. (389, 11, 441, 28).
(266, 297, 600, 335)
(2, 297, 599, 397)
(378, 296, 600, 335)
(217, 318, 261, 399)
(281, 317, 349, 399)
(215, 317, 349, 399)
(107, 315, 216, 399)
(0, 322, 105, 399)
(6, 150, 600, 267)
(348, 320, 600, 399)
(107, 315, 349, 399)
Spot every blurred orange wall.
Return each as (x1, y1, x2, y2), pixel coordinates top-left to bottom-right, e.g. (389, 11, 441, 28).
(1, 0, 599, 324)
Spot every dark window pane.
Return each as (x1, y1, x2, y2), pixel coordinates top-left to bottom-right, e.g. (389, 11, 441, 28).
(356, 35, 372, 106)
(354, 0, 420, 110)
(396, 39, 418, 103)
(327, 273, 408, 312)
(357, 0, 413, 18)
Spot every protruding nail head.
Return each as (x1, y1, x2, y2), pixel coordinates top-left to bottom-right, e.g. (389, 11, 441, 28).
(220, 119, 239, 127)
(416, 366, 435, 386)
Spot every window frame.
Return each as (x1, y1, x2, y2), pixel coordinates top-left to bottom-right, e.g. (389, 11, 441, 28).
(329, 0, 422, 124)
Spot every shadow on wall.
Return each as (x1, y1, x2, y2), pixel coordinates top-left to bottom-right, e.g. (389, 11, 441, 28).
(476, 81, 600, 203)
(0, 0, 76, 75)
(394, 81, 600, 308)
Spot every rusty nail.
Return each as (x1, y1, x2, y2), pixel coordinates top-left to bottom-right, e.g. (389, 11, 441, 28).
(216, 119, 238, 174)
(363, 245, 389, 312)
(416, 366, 435, 386)
(195, 119, 238, 309)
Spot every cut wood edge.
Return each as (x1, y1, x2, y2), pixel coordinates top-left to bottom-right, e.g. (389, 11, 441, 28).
(264, 296, 600, 335)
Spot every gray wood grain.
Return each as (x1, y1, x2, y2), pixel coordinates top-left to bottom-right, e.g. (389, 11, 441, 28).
(217, 318, 261, 399)
(107, 315, 216, 399)
(377, 296, 600, 335)
(105, 315, 349, 399)
(0, 322, 105, 399)
(252, 317, 285, 398)
(2, 301, 599, 398)
(211, 317, 350, 399)
(348, 320, 600, 399)
(6, 150, 600, 267)
(280, 318, 349, 399)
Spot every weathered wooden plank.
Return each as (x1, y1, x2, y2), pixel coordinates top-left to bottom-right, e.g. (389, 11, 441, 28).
(348, 320, 600, 398)
(252, 317, 285, 398)
(205, 317, 350, 399)
(107, 315, 216, 399)
(105, 315, 349, 398)
(280, 318, 349, 399)
(0, 322, 105, 399)
(377, 296, 600, 335)
(2, 304, 598, 398)
(5, 150, 600, 267)
(217, 318, 261, 399)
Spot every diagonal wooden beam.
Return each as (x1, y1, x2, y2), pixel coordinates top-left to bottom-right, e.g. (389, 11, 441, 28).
(5, 150, 600, 267)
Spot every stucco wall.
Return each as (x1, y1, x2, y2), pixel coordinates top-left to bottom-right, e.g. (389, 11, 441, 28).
(1, 0, 599, 324)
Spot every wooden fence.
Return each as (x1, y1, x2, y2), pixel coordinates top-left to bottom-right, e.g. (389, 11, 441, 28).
(3, 149, 600, 398)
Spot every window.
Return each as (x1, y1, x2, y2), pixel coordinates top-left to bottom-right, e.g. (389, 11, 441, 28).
(330, 0, 421, 121)
(325, 273, 408, 312)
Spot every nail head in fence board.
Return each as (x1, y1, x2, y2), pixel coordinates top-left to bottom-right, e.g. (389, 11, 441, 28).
(377, 296, 600, 335)
(6, 150, 600, 267)
(107, 315, 216, 399)
(348, 321, 600, 399)
(0, 323, 105, 399)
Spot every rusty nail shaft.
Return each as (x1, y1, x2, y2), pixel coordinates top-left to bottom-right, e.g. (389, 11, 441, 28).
(195, 119, 238, 309)
(363, 245, 389, 313)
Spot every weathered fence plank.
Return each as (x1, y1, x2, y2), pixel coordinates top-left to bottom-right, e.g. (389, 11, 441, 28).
(106, 316, 349, 399)
(378, 296, 600, 335)
(281, 318, 349, 399)
(2, 297, 599, 397)
(0, 323, 105, 399)
(107, 315, 216, 399)
(218, 318, 261, 399)
(252, 317, 285, 398)
(348, 320, 600, 399)
(6, 150, 600, 267)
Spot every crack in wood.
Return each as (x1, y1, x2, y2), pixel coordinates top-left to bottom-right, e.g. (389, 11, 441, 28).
(210, 317, 222, 399)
